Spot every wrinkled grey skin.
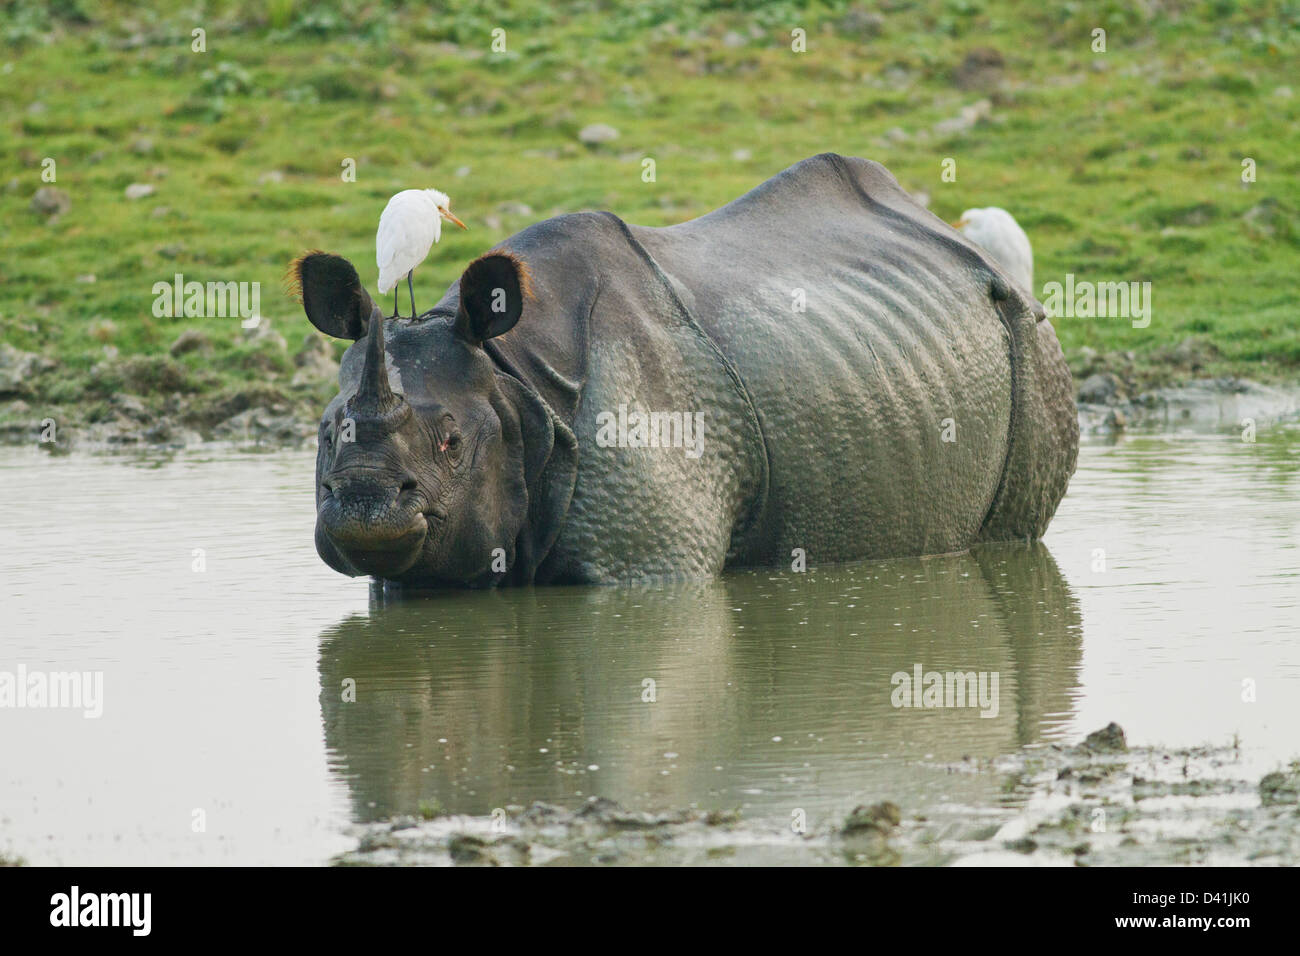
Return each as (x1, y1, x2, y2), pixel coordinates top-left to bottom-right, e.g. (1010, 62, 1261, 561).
(296, 153, 1077, 588)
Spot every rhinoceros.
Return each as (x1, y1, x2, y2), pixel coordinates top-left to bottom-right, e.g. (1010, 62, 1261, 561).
(292, 153, 1077, 588)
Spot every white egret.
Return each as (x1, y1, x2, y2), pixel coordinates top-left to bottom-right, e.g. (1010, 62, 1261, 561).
(951, 207, 1033, 296)
(376, 188, 468, 318)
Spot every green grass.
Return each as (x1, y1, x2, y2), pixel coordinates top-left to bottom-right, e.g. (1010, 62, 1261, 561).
(2, 0, 1299, 420)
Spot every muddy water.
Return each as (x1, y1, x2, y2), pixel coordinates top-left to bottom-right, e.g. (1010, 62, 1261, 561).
(2, 422, 1299, 864)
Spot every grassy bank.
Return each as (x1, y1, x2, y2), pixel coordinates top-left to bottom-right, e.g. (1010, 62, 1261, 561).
(2, 0, 1298, 442)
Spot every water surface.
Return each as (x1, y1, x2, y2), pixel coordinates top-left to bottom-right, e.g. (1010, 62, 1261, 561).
(2, 423, 1299, 864)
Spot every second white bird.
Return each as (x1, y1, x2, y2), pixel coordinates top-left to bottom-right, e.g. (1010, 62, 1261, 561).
(951, 206, 1034, 297)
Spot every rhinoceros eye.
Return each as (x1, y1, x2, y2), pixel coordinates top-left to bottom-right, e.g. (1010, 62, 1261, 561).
(437, 431, 462, 461)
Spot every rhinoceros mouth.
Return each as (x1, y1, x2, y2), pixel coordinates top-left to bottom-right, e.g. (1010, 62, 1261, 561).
(321, 511, 429, 578)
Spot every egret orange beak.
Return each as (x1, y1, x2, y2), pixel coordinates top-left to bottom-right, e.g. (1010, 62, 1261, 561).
(950, 218, 967, 229)
(439, 208, 468, 231)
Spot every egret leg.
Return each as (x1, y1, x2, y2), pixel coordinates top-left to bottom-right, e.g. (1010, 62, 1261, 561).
(407, 271, 416, 319)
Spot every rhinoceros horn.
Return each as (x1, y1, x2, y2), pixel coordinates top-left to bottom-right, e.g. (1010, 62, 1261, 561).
(349, 305, 403, 419)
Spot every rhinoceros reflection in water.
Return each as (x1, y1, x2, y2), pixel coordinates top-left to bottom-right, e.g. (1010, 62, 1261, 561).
(295, 153, 1077, 588)
(317, 543, 1081, 822)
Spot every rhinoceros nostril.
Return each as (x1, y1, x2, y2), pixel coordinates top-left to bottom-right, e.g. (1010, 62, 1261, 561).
(399, 477, 417, 495)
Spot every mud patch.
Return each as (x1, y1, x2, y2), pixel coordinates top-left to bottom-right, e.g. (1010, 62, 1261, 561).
(335, 727, 1300, 867)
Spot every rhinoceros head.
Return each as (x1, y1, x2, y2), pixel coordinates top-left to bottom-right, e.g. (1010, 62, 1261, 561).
(291, 250, 539, 587)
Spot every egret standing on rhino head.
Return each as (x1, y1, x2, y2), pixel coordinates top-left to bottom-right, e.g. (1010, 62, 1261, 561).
(377, 188, 468, 319)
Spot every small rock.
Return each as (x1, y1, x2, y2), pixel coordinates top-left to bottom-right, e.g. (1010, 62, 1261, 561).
(169, 329, 212, 357)
(109, 393, 150, 421)
(732, 148, 752, 161)
(843, 801, 901, 834)
(292, 334, 339, 385)
(293, 333, 330, 366)
(1259, 769, 1300, 806)
(1171, 335, 1214, 369)
(578, 123, 619, 146)
(75, 273, 97, 284)
(30, 187, 71, 219)
(257, 170, 285, 184)
(840, 5, 886, 37)
(447, 834, 490, 864)
(143, 421, 202, 447)
(721, 31, 746, 48)
(455, 166, 471, 177)
(124, 183, 156, 200)
(576, 796, 626, 823)
(1079, 722, 1127, 754)
(519, 802, 565, 825)
(1077, 372, 1125, 405)
(496, 201, 533, 217)
(1242, 198, 1281, 237)
(212, 406, 301, 443)
(115, 354, 192, 395)
(0, 344, 55, 397)
(488, 835, 531, 865)
(89, 419, 143, 446)
(933, 98, 992, 136)
(130, 137, 155, 155)
(240, 316, 286, 354)
(953, 47, 1005, 92)
(247, 329, 287, 353)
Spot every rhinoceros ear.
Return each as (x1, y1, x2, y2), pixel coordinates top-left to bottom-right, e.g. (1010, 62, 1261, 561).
(287, 251, 377, 341)
(454, 252, 531, 345)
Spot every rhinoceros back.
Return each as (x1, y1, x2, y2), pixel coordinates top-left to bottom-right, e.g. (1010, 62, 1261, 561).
(629, 153, 1018, 564)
